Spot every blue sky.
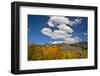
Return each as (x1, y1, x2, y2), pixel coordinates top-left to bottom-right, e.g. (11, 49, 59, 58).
(28, 15, 87, 44)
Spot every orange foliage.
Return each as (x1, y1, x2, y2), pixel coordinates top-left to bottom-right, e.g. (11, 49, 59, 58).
(28, 44, 88, 61)
(42, 47, 62, 59)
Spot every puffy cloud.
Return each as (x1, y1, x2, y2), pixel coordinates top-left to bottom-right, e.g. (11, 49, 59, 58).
(41, 27, 52, 37)
(48, 21, 55, 27)
(57, 24, 73, 33)
(49, 16, 70, 25)
(64, 36, 80, 44)
(50, 36, 80, 44)
(51, 30, 72, 39)
(48, 16, 81, 27)
(41, 28, 72, 40)
(53, 30, 67, 34)
(41, 16, 81, 44)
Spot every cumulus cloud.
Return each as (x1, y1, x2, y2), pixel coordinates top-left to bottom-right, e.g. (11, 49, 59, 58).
(64, 36, 80, 44)
(41, 28, 72, 40)
(41, 16, 81, 44)
(49, 16, 70, 25)
(48, 16, 82, 27)
(48, 21, 55, 27)
(41, 27, 52, 37)
(50, 36, 80, 44)
(51, 30, 72, 39)
(57, 24, 73, 33)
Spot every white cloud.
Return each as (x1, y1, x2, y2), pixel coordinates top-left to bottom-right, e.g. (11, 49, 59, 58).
(48, 21, 55, 27)
(53, 30, 67, 34)
(64, 36, 80, 44)
(48, 16, 81, 26)
(69, 18, 82, 26)
(57, 24, 73, 33)
(50, 36, 80, 44)
(41, 27, 52, 37)
(49, 16, 70, 25)
(41, 16, 81, 44)
(50, 40, 64, 44)
(51, 30, 72, 39)
(41, 28, 72, 40)
(69, 21, 76, 26)
(75, 18, 82, 24)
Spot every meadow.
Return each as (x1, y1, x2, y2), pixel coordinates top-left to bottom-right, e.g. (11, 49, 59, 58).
(28, 43, 88, 61)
